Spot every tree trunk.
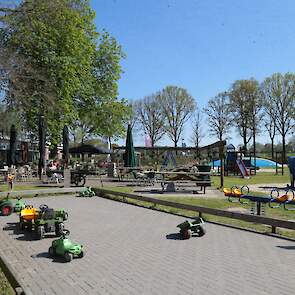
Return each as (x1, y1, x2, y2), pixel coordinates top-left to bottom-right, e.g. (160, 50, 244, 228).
(242, 126, 248, 152)
(271, 137, 274, 159)
(282, 134, 286, 164)
(107, 137, 112, 162)
(253, 127, 256, 170)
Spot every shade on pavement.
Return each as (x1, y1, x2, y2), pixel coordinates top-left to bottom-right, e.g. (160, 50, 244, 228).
(124, 124, 136, 167)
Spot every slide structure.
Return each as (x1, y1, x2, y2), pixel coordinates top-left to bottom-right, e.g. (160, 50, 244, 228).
(236, 159, 249, 177)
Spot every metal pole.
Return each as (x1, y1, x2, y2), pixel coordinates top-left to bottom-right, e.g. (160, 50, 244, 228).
(219, 145, 224, 188)
(256, 202, 261, 216)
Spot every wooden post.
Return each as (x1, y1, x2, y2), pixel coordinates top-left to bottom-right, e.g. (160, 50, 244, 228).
(256, 202, 261, 216)
(219, 145, 225, 188)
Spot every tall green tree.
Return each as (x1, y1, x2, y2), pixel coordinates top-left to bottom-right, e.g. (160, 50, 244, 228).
(260, 73, 295, 162)
(229, 79, 260, 152)
(159, 86, 196, 147)
(0, 0, 97, 142)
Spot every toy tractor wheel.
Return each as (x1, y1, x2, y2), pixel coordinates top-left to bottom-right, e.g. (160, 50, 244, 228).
(182, 229, 192, 240)
(196, 226, 206, 237)
(48, 246, 55, 257)
(1, 205, 13, 216)
(55, 223, 64, 236)
(63, 212, 68, 221)
(64, 252, 73, 262)
(19, 222, 24, 231)
(36, 226, 45, 240)
(78, 251, 84, 258)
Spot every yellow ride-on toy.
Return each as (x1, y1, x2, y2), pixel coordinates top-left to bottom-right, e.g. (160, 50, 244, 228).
(19, 205, 39, 230)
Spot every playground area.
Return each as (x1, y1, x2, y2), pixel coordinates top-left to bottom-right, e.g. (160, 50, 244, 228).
(1, 142, 295, 294)
(0, 195, 295, 295)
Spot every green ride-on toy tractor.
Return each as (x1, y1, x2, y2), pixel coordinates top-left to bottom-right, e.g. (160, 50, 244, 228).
(0, 195, 13, 216)
(34, 204, 68, 240)
(14, 197, 26, 213)
(78, 187, 95, 197)
(177, 217, 206, 239)
(49, 229, 84, 262)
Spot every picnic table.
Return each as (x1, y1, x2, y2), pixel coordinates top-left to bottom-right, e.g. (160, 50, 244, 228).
(146, 170, 212, 193)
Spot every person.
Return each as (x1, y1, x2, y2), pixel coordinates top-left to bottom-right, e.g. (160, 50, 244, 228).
(7, 173, 14, 191)
(49, 161, 60, 184)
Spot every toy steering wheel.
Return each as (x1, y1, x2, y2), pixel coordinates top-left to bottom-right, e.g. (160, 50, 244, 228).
(39, 204, 48, 212)
(62, 229, 70, 238)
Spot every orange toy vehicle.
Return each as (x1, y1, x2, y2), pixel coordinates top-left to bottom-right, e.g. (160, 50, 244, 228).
(19, 205, 39, 230)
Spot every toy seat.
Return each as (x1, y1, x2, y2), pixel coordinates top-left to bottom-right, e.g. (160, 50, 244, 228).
(43, 208, 55, 220)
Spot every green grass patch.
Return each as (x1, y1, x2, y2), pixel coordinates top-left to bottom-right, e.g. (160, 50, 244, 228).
(212, 171, 290, 189)
(0, 268, 14, 295)
(0, 184, 49, 192)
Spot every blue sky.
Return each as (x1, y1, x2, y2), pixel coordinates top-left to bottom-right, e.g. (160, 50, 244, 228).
(91, 0, 295, 147)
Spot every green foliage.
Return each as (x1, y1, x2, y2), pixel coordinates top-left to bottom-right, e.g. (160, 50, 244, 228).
(261, 73, 295, 161)
(0, 0, 129, 145)
(229, 79, 260, 150)
(0, 104, 22, 136)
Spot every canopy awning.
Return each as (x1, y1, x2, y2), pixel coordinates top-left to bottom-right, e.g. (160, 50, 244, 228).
(69, 144, 112, 155)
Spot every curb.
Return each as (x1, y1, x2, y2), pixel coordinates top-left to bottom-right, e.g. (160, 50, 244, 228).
(0, 254, 25, 295)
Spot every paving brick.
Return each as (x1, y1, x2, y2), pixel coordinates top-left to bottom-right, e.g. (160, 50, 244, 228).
(0, 196, 295, 295)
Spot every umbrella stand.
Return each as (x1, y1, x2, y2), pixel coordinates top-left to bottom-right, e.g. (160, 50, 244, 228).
(8, 124, 17, 167)
(63, 125, 71, 187)
(38, 116, 46, 179)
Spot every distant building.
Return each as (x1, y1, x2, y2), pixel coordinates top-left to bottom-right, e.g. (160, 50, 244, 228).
(0, 138, 38, 167)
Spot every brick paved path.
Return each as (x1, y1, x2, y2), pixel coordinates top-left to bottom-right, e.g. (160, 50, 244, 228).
(0, 196, 295, 295)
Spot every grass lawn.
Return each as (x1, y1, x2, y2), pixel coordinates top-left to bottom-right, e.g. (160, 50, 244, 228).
(212, 171, 291, 189)
(0, 184, 49, 192)
(0, 267, 14, 295)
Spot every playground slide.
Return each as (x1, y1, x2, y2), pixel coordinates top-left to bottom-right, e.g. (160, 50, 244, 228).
(236, 159, 249, 177)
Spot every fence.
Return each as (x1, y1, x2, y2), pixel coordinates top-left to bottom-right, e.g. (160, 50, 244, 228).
(94, 188, 295, 234)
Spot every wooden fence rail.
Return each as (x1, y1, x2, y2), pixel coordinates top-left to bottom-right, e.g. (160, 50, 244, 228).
(94, 188, 295, 233)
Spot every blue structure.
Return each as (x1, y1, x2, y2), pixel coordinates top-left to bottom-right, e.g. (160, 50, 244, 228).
(288, 157, 295, 188)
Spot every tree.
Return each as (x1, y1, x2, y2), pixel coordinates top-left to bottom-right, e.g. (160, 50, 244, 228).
(263, 108, 277, 159)
(135, 93, 166, 147)
(247, 79, 262, 163)
(0, 0, 98, 144)
(158, 86, 196, 147)
(1, 1, 130, 150)
(229, 79, 260, 152)
(70, 31, 128, 146)
(204, 92, 231, 141)
(190, 109, 204, 149)
(261, 73, 295, 162)
(0, 103, 22, 137)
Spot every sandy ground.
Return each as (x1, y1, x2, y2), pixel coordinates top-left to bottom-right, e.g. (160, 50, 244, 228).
(248, 183, 291, 193)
